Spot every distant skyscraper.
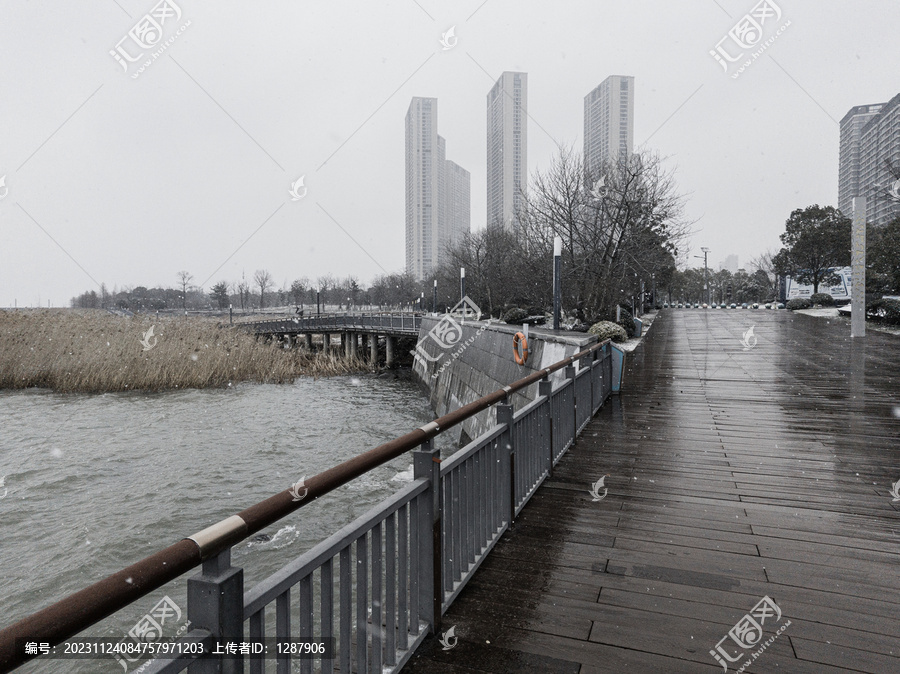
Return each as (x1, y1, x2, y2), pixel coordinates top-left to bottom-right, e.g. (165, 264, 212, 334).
(840, 94, 900, 228)
(584, 76, 634, 181)
(486, 71, 527, 231)
(405, 97, 471, 280)
(857, 94, 900, 228)
(444, 160, 471, 251)
(719, 254, 739, 274)
(839, 102, 884, 216)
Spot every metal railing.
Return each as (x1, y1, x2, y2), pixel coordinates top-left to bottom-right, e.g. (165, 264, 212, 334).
(245, 313, 423, 337)
(0, 339, 616, 673)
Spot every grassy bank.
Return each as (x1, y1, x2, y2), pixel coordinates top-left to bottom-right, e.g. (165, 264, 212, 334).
(0, 309, 370, 393)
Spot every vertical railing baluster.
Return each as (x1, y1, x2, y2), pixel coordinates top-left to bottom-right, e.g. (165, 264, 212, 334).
(385, 512, 397, 666)
(321, 558, 334, 674)
(493, 437, 502, 530)
(465, 458, 474, 568)
(249, 610, 264, 674)
(398, 504, 409, 650)
(408, 496, 419, 636)
(442, 471, 451, 600)
(474, 451, 483, 555)
(371, 522, 383, 674)
(562, 365, 578, 444)
(276, 589, 291, 674)
(496, 400, 515, 524)
(340, 546, 352, 674)
(539, 379, 553, 478)
(413, 439, 441, 637)
(451, 468, 460, 583)
(299, 575, 313, 674)
(356, 534, 368, 673)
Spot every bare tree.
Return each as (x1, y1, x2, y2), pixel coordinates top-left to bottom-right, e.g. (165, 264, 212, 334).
(519, 146, 690, 320)
(254, 269, 274, 309)
(176, 271, 193, 312)
(235, 273, 251, 312)
(749, 250, 778, 299)
(290, 278, 308, 307)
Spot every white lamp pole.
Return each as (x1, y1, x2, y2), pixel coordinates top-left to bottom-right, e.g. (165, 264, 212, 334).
(553, 236, 562, 330)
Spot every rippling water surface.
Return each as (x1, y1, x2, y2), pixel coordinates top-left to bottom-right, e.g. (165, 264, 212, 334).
(0, 374, 448, 673)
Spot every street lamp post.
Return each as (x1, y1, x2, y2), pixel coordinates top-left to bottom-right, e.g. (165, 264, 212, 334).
(553, 236, 562, 330)
(460, 267, 465, 303)
(695, 247, 710, 305)
(433, 279, 437, 314)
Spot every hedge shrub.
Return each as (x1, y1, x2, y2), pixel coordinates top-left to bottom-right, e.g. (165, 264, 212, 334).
(617, 306, 636, 337)
(810, 293, 835, 306)
(786, 298, 812, 311)
(866, 297, 900, 325)
(501, 307, 529, 324)
(588, 321, 628, 342)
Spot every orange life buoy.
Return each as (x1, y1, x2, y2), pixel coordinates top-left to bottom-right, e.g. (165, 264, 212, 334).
(513, 332, 529, 365)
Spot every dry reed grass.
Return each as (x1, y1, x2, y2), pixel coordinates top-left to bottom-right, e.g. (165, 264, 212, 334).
(0, 309, 371, 393)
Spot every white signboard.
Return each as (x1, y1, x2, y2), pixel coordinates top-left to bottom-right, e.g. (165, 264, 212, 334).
(785, 266, 852, 300)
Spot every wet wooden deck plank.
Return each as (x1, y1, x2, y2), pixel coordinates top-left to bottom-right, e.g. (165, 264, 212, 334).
(403, 310, 900, 673)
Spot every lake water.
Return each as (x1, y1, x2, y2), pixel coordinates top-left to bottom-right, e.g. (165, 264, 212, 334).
(0, 373, 450, 673)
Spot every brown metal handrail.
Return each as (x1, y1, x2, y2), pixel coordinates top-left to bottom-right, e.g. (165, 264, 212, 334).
(0, 337, 608, 671)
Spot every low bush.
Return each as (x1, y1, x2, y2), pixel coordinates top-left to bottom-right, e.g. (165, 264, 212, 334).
(588, 321, 628, 342)
(866, 297, 900, 325)
(617, 306, 636, 337)
(501, 307, 529, 324)
(810, 293, 834, 306)
(785, 298, 812, 311)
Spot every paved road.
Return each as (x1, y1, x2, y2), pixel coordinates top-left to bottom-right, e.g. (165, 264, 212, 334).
(404, 309, 900, 673)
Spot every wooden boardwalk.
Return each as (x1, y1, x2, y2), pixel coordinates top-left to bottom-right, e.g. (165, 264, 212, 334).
(404, 310, 900, 673)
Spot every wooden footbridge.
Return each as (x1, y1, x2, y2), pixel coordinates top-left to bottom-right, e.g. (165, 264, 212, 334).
(242, 312, 423, 365)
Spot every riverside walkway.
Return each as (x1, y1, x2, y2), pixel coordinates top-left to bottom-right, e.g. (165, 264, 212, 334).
(404, 310, 900, 673)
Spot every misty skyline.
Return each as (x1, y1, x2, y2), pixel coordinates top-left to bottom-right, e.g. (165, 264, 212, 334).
(1, 0, 897, 307)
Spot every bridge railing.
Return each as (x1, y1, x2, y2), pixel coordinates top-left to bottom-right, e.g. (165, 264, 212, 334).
(0, 339, 616, 674)
(245, 313, 423, 335)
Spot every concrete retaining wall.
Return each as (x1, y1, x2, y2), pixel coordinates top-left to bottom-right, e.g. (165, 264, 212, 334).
(412, 317, 597, 445)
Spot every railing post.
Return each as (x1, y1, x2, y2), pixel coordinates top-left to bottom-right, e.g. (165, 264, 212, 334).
(413, 439, 442, 635)
(496, 399, 515, 525)
(538, 379, 553, 476)
(565, 365, 577, 444)
(187, 548, 243, 674)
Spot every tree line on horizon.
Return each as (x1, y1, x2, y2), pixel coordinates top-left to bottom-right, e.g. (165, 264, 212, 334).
(70, 149, 900, 318)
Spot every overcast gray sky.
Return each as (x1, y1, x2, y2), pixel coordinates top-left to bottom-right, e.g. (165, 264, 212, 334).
(1, 0, 897, 307)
